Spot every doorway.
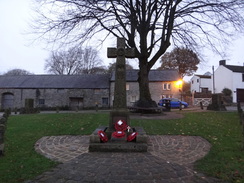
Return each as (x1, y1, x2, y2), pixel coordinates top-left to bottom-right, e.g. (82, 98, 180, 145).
(69, 97, 84, 110)
(2, 93, 14, 109)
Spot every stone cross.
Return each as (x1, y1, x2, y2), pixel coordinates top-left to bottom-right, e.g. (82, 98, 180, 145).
(107, 37, 135, 110)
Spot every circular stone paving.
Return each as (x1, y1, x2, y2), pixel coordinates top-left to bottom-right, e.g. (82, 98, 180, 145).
(148, 135, 211, 166)
(35, 135, 89, 163)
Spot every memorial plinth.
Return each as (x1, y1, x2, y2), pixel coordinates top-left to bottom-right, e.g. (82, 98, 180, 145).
(89, 126, 148, 152)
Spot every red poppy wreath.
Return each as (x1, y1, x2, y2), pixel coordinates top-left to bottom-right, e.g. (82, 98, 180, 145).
(127, 132, 138, 142)
(114, 120, 128, 131)
(112, 130, 126, 138)
(98, 130, 108, 142)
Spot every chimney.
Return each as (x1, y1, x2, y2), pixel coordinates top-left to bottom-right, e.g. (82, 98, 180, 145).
(219, 60, 226, 66)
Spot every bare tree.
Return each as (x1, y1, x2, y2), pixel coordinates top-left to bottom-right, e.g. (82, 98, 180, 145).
(44, 47, 104, 75)
(158, 47, 200, 78)
(107, 61, 134, 74)
(86, 66, 108, 74)
(33, 0, 244, 107)
(81, 47, 104, 74)
(3, 69, 33, 76)
(44, 48, 81, 75)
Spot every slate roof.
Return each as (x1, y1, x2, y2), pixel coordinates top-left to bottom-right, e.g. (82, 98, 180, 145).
(195, 75, 211, 79)
(0, 74, 110, 89)
(224, 65, 244, 73)
(0, 70, 179, 89)
(111, 69, 180, 82)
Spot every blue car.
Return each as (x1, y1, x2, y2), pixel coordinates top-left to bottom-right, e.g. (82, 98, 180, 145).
(158, 98, 188, 108)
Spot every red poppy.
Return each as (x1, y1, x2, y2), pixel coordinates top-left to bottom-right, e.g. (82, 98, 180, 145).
(127, 132, 138, 142)
(112, 131, 126, 138)
(98, 130, 108, 142)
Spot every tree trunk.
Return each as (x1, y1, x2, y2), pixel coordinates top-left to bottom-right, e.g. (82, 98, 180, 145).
(135, 58, 157, 108)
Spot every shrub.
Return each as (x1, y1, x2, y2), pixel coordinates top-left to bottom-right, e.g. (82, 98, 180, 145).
(222, 88, 232, 96)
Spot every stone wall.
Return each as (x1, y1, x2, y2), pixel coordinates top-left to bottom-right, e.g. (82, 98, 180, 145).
(0, 110, 9, 156)
(0, 88, 110, 110)
(194, 98, 212, 106)
(1, 81, 181, 109)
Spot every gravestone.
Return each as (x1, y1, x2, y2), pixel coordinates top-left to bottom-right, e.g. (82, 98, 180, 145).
(207, 94, 226, 111)
(89, 37, 148, 152)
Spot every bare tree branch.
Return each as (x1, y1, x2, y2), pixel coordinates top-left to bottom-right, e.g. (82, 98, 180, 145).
(32, 0, 244, 107)
(44, 46, 104, 75)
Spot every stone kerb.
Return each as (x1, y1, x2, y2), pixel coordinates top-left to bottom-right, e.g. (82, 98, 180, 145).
(134, 126, 148, 143)
(89, 126, 107, 143)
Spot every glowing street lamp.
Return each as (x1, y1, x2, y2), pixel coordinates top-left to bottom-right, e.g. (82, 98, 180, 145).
(176, 80, 183, 88)
(176, 79, 183, 100)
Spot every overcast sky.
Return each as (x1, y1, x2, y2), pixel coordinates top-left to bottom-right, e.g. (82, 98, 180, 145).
(1, 0, 244, 79)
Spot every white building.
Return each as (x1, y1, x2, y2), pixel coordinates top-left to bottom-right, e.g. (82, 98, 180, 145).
(214, 60, 244, 103)
(190, 60, 244, 103)
(190, 74, 211, 93)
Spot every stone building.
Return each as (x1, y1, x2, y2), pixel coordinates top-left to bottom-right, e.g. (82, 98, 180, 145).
(111, 70, 181, 107)
(0, 74, 110, 110)
(0, 70, 181, 110)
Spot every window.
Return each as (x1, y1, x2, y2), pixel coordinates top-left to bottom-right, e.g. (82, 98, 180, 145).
(131, 96, 137, 102)
(167, 83, 171, 90)
(57, 89, 65, 93)
(94, 89, 100, 94)
(171, 98, 178, 102)
(242, 73, 244, 82)
(197, 79, 199, 83)
(126, 84, 130, 91)
(163, 83, 167, 90)
(102, 98, 109, 105)
(201, 88, 208, 93)
(39, 99, 45, 105)
(163, 83, 171, 90)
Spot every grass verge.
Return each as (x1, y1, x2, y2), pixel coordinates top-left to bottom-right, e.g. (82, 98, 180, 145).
(0, 111, 243, 183)
(0, 113, 108, 183)
(132, 111, 244, 183)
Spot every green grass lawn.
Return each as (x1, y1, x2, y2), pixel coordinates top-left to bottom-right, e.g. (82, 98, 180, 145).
(0, 111, 243, 183)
